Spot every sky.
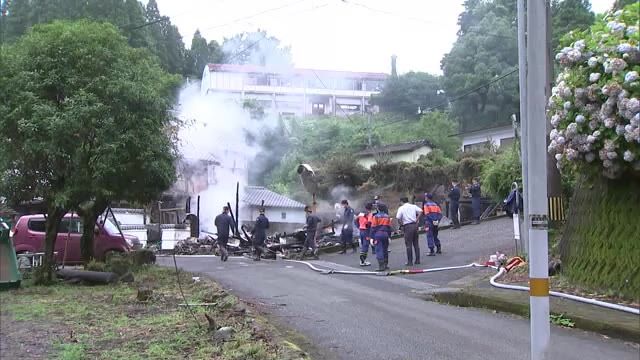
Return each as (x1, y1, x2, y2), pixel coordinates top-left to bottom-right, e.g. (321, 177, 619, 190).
(154, 0, 617, 75)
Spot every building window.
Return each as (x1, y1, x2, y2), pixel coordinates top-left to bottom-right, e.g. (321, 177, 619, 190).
(312, 103, 325, 115)
(464, 142, 490, 152)
(281, 212, 287, 220)
(338, 104, 360, 111)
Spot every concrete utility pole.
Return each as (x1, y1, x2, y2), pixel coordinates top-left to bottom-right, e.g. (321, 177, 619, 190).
(524, 1, 551, 359)
(517, 0, 529, 255)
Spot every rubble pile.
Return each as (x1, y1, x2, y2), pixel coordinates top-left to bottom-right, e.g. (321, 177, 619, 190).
(174, 237, 216, 255)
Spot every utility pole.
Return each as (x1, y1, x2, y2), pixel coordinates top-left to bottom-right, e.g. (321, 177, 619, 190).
(517, 0, 529, 255)
(524, 1, 550, 359)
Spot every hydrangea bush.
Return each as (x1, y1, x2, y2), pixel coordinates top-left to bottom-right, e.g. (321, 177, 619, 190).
(548, 4, 639, 179)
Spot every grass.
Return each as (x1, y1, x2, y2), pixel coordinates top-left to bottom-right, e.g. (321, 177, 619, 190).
(0, 265, 309, 360)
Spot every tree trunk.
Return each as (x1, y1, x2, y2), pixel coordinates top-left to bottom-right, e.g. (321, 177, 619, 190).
(39, 206, 66, 284)
(559, 173, 640, 300)
(78, 198, 109, 265)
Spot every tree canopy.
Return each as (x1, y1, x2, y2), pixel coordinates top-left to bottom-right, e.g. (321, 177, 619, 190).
(551, 0, 595, 51)
(372, 72, 445, 117)
(222, 30, 293, 71)
(0, 20, 179, 276)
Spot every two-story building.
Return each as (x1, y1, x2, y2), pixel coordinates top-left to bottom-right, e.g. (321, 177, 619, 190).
(201, 63, 387, 117)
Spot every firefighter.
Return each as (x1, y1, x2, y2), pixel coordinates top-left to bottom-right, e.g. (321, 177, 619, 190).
(214, 206, 234, 262)
(339, 200, 356, 254)
(356, 203, 373, 266)
(448, 180, 461, 229)
(251, 208, 269, 261)
(302, 205, 321, 259)
(469, 178, 482, 224)
(371, 203, 392, 271)
(423, 193, 443, 255)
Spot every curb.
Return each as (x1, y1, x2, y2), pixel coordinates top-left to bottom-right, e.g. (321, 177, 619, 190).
(424, 288, 640, 343)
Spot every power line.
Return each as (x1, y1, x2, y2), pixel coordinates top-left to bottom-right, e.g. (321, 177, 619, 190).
(373, 68, 519, 130)
(342, 0, 516, 41)
(201, 0, 308, 31)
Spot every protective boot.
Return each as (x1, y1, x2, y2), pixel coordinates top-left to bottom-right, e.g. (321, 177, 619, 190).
(352, 242, 358, 253)
(312, 248, 320, 260)
(405, 248, 413, 266)
(428, 248, 436, 256)
(384, 254, 389, 270)
(300, 248, 308, 259)
(377, 259, 386, 272)
(436, 245, 442, 254)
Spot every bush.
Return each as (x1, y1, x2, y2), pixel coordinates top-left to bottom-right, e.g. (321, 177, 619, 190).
(481, 146, 522, 200)
(548, 4, 640, 179)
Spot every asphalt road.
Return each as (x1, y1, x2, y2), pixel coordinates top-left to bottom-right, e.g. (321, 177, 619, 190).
(158, 219, 638, 360)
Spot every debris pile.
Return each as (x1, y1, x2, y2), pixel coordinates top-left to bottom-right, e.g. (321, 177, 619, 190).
(174, 237, 216, 255)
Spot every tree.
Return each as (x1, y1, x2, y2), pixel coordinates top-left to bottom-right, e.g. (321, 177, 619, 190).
(372, 72, 444, 117)
(549, 3, 640, 299)
(441, 0, 519, 132)
(377, 112, 462, 158)
(3, 0, 187, 75)
(222, 30, 293, 70)
(185, 29, 223, 78)
(0, 20, 179, 277)
(551, 0, 595, 51)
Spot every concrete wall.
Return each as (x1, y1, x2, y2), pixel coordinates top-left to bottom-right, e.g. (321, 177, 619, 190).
(357, 146, 433, 169)
(461, 126, 516, 152)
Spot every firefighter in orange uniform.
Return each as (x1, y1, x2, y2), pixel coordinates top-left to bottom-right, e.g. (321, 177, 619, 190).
(423, 193, 443, 255)
(371, 203, 392, 271)
(356, 203, 373, 267)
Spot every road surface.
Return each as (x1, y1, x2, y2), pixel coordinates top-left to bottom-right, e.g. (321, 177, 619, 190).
(158, 218, 638, 360)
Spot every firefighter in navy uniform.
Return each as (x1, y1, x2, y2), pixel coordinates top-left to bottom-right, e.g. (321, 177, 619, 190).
(339, 200, 356, 254)
(302, 206, 321, 259)
(214, 206, 234, 262)
(251, 208, 269, 261)
(371, 203, 392, 271)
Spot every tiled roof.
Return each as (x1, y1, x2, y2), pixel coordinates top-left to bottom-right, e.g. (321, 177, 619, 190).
(355, 139, 433, 156)
(243, 186, 305, 209)
(206, 63, 388, 80)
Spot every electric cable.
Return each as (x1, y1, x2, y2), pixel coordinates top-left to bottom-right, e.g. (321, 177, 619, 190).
(373, 68, 519, 130)
(172, 251, 202, 329)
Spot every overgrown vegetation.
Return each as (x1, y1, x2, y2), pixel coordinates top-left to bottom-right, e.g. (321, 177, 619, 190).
(0, 265, 308, 360)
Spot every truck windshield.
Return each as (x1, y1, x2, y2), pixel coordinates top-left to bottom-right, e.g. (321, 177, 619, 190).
(101, 219, 120, 236)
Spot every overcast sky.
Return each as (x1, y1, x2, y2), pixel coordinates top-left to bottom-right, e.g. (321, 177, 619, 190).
(154, 0, 616, 75)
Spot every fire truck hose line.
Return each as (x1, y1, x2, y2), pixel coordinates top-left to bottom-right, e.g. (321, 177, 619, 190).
(490, 267, 640, 315)
(169, 254, 639, 315)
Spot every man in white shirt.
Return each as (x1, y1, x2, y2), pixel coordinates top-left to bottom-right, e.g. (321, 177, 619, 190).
(396, 197, 423, 266)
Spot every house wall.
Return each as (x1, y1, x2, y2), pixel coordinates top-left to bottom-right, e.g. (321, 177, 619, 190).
(462, 126, 516, 152)
(357, 146, 433, 169)
(240, 206, 306, 234)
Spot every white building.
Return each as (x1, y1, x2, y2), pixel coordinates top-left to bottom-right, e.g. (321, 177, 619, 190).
(355, 139, 433, 169)
(240, 186, 306, 233)
(460, 125, 517, 152)
(201, 63, 386, 117)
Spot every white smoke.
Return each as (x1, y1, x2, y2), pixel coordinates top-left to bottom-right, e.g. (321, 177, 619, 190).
(175, 82, 277, 234)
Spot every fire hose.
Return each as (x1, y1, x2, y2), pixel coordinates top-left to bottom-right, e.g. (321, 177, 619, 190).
(285, 257, 639, 315)
(490, 267, 639, 315)
(175, 252, 639, 316)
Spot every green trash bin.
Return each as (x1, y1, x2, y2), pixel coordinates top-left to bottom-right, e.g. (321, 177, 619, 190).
(0, 217, 21, 290)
